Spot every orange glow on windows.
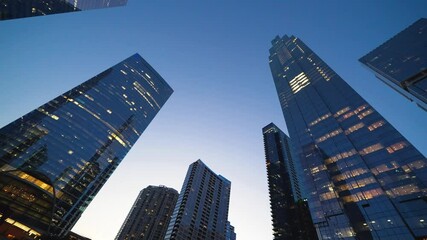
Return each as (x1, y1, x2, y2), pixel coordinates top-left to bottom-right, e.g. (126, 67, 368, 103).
(316, 128, 343, 143)
(359, 143, 383, 156)
(324, 149, 357, 164)
(334, 107, 350, 118)
(386, 141, 408, 153)
(387, 184, 421, 197)
(309, 113, 331, 126)
(358, 109, 373, 119)
(367, 120, 385, 131)
(345, 123, 364, 135)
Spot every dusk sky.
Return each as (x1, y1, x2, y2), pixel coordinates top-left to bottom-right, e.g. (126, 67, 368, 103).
(0, 1, 426, 239)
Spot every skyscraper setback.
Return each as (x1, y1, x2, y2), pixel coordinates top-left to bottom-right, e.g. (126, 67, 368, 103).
(269, 35, 427, 239)
(360, 18, 427, 111)
(0, 54, 173, 239)
(165, 160, 232, 240)
(115, 185, 178, 240)
(0, 0, 128, 20)
(263, 123, 317, 240)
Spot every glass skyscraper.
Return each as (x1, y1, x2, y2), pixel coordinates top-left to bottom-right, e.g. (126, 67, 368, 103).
(165, 160, 231, 240)
(115, 185, 178, 240)
(359, 18, 427, 111)
(269, 35, 427, 239)
(263, 123, 317, 240)
(0, 0, 128, 20)
(0, 53, 173, 239)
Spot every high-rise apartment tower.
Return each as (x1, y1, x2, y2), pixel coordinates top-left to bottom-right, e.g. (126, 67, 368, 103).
(0, 53, 173, 239)
(269, 35, 427, 240)
(115, 185, 178, 240)
(165, 160, 231, 240)
(263, 123, 318, 240)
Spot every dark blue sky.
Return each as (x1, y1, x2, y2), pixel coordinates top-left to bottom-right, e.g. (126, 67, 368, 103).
(0, 1, 426, 239)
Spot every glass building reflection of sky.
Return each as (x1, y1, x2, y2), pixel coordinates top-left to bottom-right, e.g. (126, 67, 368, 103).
(0, 0, 128, 20)
(360, 18, 427, 111)
(269, 35, 427, 240)
(0, 53, 173, 238)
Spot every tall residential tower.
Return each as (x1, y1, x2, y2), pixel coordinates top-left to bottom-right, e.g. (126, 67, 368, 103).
(165, 160, 231, 240)
(269, 35, 427, 240)
(115, 185, 178, 240)
(263, 123, 318, 240)
(0, 54, 173, 239)
(360, 18, 427, 111)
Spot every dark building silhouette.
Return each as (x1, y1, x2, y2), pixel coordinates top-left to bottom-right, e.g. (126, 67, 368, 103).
(360, 18, 427, 111)
(115, 185, 178, 240)
(263, 123, 318, 240)
(165, 160, 231, 240)
(269, 35, 427, 239)
(0, 0, 127, 20)
(0, 54, 173, 239)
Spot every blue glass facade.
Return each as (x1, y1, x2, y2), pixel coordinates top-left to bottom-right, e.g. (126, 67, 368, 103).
(269, 35, 427, 240)
(0, 0, 128, 20)
(225, 221, 236, 240)
(115, 185, 178, 240)
(360, 18, 427, 111)
(0, 53, 173, 238)
(67, 0, 127, 10)
(165, 160, 231, 240)
(263, 123, 318, 240)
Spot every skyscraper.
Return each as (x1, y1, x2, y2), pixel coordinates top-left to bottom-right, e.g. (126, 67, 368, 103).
(263, 123, 317, 240)
(359, 18, 427, 111)
(164, 160, 231, 240)
(269, 35, 427, 239)
(0, 53, 173, 239)
(225, 221, 236, 240)
(115, 185, 179, 240)
(0, 0, 128, 20)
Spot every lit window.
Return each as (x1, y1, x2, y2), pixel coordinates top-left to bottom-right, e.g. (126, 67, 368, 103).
(84, 94, 94, 101)
(110, 132, 127, 147)
(316, 128, 343, 143)
(316, 66, 331, 81)
(359, 143, 383, 156)
(386, 141, 407, 153)
(334, 107, 350, 118)
(319, 191, 337, 201)
(309, 113, 331, 126)
(368, 120, 385, 131)
(388, 184, 421, 197)
(345, 123, 364, 135)
(408, 160, 426, 170)
(358, 109, 373, 119)
(325, 149, 357, 164)
(50, 114, 59, 120)
(371, 161, 399, 175)
(289, 72, 310, 94)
